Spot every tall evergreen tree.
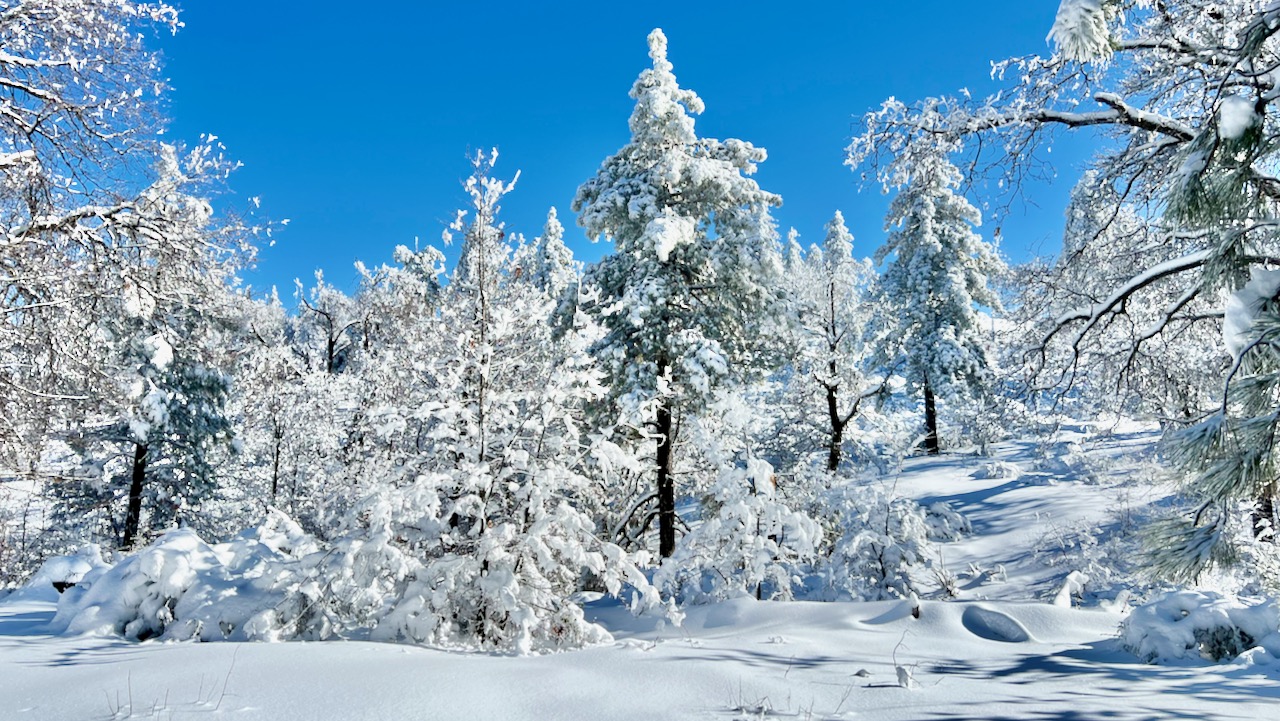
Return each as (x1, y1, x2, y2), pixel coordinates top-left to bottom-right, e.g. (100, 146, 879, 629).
(573, 28, 782, 557)
(876, 145, 1003, 454)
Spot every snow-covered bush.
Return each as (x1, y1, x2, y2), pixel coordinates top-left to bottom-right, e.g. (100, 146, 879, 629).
(1122, 591, 1280, 664)
(1034, 502, 1158, 607)
(51, 511, 323, 642)
(972, 461, 1021, 481)
(8, 545, 110, 602)
(924, 502, 972, 542)
(373, 491, 670, 654)
(813, 475, 966, 600)
(52, 529, 221, 640)
(657, 458, 821, 603)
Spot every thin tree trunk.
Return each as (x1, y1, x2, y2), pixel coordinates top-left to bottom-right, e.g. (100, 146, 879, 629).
(826, 383, 843, 472)
(922, 375, 940, 456)
(122, 442, 148, 549)
(270, 429, 282, 502)
(656, 396, 676, 558)
(826, 280, 843, 472)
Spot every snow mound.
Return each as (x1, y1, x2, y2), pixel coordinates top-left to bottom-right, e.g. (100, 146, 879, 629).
(50, 512, 322, 642)
(961, 604, 1035, 643)
(862, 597, 921, 625)
(971, 460, 1022, 480)
(1122, 590, 1280, 664)
(9, 545, 110, 602)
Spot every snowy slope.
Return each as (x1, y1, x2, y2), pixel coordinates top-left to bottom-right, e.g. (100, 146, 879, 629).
(2, 428, 1276, 721)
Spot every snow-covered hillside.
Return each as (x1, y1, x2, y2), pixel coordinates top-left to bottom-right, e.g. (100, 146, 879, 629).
(3, 428, 1276, 721)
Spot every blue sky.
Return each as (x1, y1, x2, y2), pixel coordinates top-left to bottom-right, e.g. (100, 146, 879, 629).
(158, 1, 1080, 295)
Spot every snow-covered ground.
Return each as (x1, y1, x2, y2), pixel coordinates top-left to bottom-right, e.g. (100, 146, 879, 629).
(3, 428, 1277, 720)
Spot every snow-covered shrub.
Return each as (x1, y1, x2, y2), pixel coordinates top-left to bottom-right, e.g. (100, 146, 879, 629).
(52, 529, 220, 640)
(1122, 590, 1280, 663)
(1033, 436, 1100, 484)
(924, 502, 971, 542)
(971, 461, 1021, 481)
(9, 545, 110, 601)
(657, 458, 821, 604)
(1034, 516, 1151, 606)
(168, 510, 327, 642)
(813, 476, 965, 600)
(51, 511, 324, 642)
(374, 492, 669, 654)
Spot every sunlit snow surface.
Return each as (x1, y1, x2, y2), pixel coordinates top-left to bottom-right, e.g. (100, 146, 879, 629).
(3, 426, 1278, 720)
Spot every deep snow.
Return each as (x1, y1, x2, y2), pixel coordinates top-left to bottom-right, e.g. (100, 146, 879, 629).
(2, 426, 1277, 721)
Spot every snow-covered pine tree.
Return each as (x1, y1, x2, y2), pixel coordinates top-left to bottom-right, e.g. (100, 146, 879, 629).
(52, 145, 249, 551)
(876, 143, 1004, 455)
(299, 152, 664, 652)
(524, 206, 579, 300)
(1147, 268, 1280, 581)
(848, 0, 1280, 575)
(800, 212, 894, 470)
(573, 28, 783, 557)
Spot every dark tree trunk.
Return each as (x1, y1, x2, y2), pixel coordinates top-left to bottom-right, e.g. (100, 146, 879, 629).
(922, 375, 940, 456)
(656, 397, 676, 558)
(270, 430, 282, 502)
(826, 383, 843, 472)
(122, 442, 148, 549)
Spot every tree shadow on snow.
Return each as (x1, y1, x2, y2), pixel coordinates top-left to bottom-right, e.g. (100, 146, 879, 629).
(925, 639, 1280, 710)
(0, 609, 55, 637)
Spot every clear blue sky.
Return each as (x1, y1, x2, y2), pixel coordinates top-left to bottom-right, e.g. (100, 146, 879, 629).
(157, 1, 1079, 295)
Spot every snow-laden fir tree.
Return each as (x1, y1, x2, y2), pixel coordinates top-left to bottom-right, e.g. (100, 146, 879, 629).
(573, 28, 783, 557)
(294, 152, 667, 653)
(522, 206, 579, 300)
(876, 143, 1004, 455)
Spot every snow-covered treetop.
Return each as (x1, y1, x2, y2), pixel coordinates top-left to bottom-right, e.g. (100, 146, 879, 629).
(822, 210, 854, 274)
(576, 28, 778, 262)
(446, 148, 519, 295)
(527, 206, 578, 298)
(627, 28, 704, 145)
(574, 28, 783, 404)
